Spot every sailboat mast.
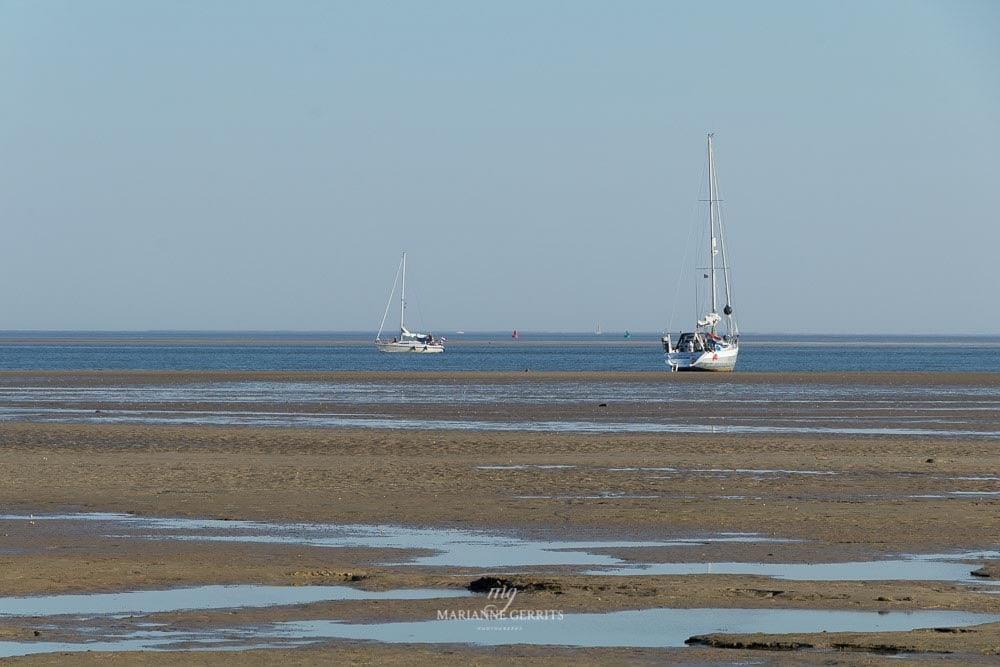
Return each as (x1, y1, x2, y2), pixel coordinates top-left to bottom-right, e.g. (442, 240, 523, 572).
(400, 252, 406, 331)
(708, 134, 718, 322)
(714, 159, 737, 337)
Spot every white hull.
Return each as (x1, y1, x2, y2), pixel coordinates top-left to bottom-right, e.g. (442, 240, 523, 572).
(377, 341, 444, 354)
(666, 344, 738, 372)
(375, 253, 444, 355)
(663, 135, 740, 373)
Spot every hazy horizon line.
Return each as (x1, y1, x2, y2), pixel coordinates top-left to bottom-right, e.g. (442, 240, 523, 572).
(0, 329, 996, 338)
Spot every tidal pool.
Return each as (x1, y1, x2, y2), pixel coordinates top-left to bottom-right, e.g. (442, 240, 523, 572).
(1, 607, 997, 657)
(4, 513, 996, 583)
(0, 585, 470, 618)
(587, 555, 1000, 583)
(263, 607, 1000, 647)
(0, 513, 792, 569)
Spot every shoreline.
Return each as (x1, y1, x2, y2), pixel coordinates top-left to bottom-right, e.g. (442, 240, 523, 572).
(4, 369, 1000, 384)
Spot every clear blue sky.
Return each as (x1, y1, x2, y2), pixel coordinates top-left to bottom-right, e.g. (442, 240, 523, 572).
(2, 1, 998, 334)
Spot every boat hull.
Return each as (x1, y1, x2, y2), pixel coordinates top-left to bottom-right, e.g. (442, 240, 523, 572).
(666, 345, 738, 372)
(377, 342, 444, 354)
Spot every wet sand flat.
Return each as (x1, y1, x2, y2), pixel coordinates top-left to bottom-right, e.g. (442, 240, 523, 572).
(0, 371, 998, 663)
(3, 370, 998, 439)
(4, 368, 1000, 384)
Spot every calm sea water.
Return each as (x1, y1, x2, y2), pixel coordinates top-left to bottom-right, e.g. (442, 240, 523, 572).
(1, 332, 999, 373)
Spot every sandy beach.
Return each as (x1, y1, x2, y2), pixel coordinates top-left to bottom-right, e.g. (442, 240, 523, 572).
(0, 371, 998, 664)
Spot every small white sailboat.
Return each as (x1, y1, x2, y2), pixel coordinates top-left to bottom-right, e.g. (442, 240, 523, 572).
(663, 134, 739, 371)
(375, 253, 444, 353)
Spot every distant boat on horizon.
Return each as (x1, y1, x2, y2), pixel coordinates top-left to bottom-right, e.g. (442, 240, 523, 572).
(663, 134, 739, 371)
(512, 329, 519, 340)
(374, 252, 444, 354)
(595, 321, 602, 335)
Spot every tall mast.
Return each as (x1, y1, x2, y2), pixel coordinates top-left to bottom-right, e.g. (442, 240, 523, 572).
(708, 134, 718, 321)
(714, 159, 736, 337)
(400, 252, 406, 331)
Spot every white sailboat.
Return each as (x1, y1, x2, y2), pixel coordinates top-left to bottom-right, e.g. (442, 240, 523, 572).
(663, 134, 739, 371)
(375, 253, 444, 353)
